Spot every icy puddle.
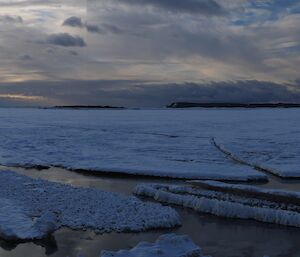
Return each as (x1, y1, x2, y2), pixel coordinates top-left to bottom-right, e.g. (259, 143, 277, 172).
(0, 166, 300, 257)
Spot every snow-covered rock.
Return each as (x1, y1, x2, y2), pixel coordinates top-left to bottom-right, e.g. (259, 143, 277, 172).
(134, 183, 300, 228)
(101, 234, 205, 257)
(0, 171, 180, 241)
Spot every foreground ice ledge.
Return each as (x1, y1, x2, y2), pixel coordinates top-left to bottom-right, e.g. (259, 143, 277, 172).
(0, 170, 180, 241)
(134, 183, 300, 228)
(101, 234, 205, 257)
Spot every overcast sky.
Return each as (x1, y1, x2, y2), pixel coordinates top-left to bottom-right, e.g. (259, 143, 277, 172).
(0, 0, 299, 107)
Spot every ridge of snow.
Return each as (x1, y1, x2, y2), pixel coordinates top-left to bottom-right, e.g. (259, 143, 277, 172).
(212, 138, 300, 178)
(189, 180, 300, 205)
(134, 183, 300, 227)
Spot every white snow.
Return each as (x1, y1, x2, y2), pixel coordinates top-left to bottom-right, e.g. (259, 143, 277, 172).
(101, 234, 204, 257)
(134, 183, 300, 228)
(0, 170, 180, 241)
(0, 108, 275, 181)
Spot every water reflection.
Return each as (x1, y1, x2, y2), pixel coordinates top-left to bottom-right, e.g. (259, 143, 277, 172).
(0, 236, 57, 256)
(3, 210, 299, 257)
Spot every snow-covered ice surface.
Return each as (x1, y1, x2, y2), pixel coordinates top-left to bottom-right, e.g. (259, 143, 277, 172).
(0, 170, 180, 241)
(210, 109, 300, 178)
(134, 183, 300, 228)
(101, 234, 204, 257)
(0, 108, 283, 181)
(214, 138, 300, 178)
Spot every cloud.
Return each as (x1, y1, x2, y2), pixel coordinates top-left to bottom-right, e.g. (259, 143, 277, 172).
(69, 50, 79, 56)
(0, 0, 300, 95)
(0, 93, 44, 101)
(0, 0, 83, 7)
(62, 16, 83, 27)
(0, 79, 299, 107)
(62, 16, 124, 34)
(19, 54, 33, 61)
(102, 23, 124, 34)
(0, 15, 23, 23)
(86, 23, 124, 34)
(45, 33, 86, 47)
(112, 0, 225, 15)
(86, 24, 104, 34)
(133, 80, 300, 106)
(62, 16, 103, 33)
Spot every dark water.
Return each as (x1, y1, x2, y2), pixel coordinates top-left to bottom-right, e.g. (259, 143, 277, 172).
(1, 166, 300, 257)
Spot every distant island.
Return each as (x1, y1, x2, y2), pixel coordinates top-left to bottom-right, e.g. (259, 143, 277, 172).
(47, 105, 125, 110)
(167, 102, 300, 108)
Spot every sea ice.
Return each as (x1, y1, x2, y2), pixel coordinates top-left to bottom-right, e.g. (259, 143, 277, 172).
(134, 183, 300, 227)
(189, 180, 300, 205)
(0, 108, 270, 181)
(0, 170, 180, 241)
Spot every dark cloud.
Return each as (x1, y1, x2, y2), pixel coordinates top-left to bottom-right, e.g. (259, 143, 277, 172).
(102, 24, 124, 34)
(62, 16, 83, 27)
(86, 24, 104, 34)
(62, 16, 124, 35)
(19, 54, 33, 61)
(69, 50, 79, 56)
(112, 0, 225, 15)
(0, 80, 299, 107)
(45, 33, 86, 47)
(0, 15, 23, 23)
(86, 23, 124, 34)
(62, 17, 104, 34)
(131, 80, 300, 106)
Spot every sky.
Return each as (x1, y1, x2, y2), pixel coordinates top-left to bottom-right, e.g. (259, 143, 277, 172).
(0, 0, 299, 107)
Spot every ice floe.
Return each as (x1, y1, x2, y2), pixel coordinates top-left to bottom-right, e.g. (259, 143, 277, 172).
(101, 234, 205, 257)
(0, 170, 180, 241)
(134, 183, 300, 227)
